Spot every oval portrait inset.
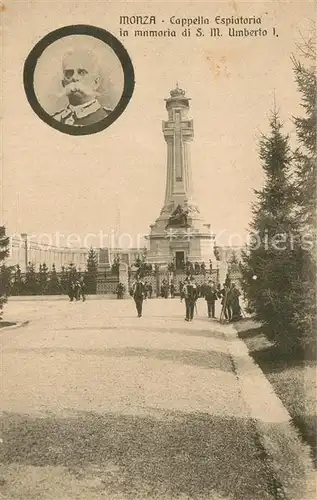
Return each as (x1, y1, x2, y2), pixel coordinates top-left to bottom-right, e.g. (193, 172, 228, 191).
(24, 25, 135, 135)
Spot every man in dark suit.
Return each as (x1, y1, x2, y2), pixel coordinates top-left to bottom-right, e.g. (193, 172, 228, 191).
(52, 49, 112, 126)
(204, 278, 218, 318)
(219, 283, 232, 322)
(183, 277, 198, 322)
(132, 276, 146, 317)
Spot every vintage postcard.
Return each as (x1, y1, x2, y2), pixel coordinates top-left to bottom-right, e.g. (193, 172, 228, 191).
(1, 0, 316, 499)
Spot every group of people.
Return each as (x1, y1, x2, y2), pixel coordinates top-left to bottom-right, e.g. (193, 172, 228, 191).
(180, 276, 218, 322)
(168, 259, 214, 276)
(202, 279, 243, 322)
(68, 279, 86, 302)
(219, 281, 243, 322)
(160, 280, 175, 298)
(129, 275, 242, 322)
(67, 274, 242, 322)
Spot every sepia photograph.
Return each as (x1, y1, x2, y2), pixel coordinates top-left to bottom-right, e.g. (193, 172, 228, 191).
(1, 0, 316, 499)
(24, 27, 134, 134)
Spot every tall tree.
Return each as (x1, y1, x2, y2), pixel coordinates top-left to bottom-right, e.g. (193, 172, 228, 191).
(38, 263, 49, 294)
(292, 33, 316, 228)
(59, 266, 68, 294)
(25, 262, 39, 295)
(11, 264, 24, 296)
(133, 253, 152, 278)
(0, 264, 13, 297)
(84, 247, 98, 294)
(0, 226, 10, 316)
(67, 263, 78, 283)
(229, 251, 239, 264)
(241, 111, 307, 354)
(45, 264, 62, 295)
(291, 31, 317, 352)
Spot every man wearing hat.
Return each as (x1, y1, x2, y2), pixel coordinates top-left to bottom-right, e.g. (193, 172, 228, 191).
(204, 279, 218, 318)
(182, 276, 198, 322)
(131, 275, 146, 317)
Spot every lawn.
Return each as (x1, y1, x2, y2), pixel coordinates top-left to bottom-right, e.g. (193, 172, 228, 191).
(234, 319, 317, 468)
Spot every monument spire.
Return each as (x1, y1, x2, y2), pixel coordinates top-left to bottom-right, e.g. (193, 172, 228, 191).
(146, 85, 215, 267)
(162, 84, 195, 210)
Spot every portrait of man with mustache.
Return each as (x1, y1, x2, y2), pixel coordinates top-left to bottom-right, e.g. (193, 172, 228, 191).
(52, 48, 113, 126)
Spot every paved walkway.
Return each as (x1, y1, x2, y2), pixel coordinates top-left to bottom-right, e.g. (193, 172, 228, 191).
(0, 298, 314, 499)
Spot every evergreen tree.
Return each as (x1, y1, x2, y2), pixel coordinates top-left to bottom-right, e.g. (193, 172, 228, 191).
(292, 33, 316, 228)
(45, 264, 62, 295)
(133, 253, 152, 278)
(60, 266, 69, 294)
(0, 264, 13, 297)
(229, 251, 239, 264)
(290, 33, 317, 351)
(241, 111, 307, 355)
(0, 226, 10, 316)
(11, 264, 24, 296)
(67, 263, 78, 283)
(38, 263, 49, 294)
(25, 262, 39, 295)
(84, 247, 98, 294)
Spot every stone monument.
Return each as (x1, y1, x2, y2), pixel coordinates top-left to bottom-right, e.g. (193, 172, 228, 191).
(146, 85, 217, 269)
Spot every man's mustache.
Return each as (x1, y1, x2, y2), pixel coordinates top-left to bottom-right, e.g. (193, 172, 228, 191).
(57, 81, 100, 98)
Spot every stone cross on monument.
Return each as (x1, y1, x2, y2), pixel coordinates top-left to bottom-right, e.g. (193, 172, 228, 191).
(174, 108, 183, 181)
(162, 84, 195, 210)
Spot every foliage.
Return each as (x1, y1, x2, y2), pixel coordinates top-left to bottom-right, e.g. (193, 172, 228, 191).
(84, 247, 98, 294)
(133, 254, 153, 278)
(229, 251, 239, 264)
(45, 264, 62, 295)
(291, 31, 317, 352)
(291, 41, 316, 229)
(0, 264, 13, 296)
(240, 111, 314, 355)
(59, 266, 69, 293)
(5, 261, 86, 296)
(25, 262, 39, 295)
(0, 227, 10, 315)
(38, 263, 49, 294)
(11, 264, 24, 296)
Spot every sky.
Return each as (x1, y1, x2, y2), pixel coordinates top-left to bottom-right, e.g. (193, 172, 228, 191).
(1, 0, 315, 249)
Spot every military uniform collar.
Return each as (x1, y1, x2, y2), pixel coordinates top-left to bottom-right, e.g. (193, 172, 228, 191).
(68, 99, 101, 119)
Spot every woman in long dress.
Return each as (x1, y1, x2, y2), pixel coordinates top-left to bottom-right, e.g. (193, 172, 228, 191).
(230, 283, 242, 321)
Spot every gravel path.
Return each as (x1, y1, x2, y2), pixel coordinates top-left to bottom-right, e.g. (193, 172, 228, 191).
(0, 298, 312, 499)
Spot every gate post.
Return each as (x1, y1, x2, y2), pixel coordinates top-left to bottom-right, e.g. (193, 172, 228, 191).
(119, 262, 129, 298)
(155, 264, 160, 297)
